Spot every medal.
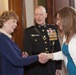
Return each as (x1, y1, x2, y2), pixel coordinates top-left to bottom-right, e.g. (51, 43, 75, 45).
(47, 28, 58, 41)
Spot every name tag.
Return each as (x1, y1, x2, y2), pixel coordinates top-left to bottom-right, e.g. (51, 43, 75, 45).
(31, 34, 40, 37)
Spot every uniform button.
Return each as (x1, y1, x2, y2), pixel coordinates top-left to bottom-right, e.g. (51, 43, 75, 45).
(45, 48, 48, 50)
(35, 39, 37, 41)
(42, 29, 45, 32)
(45, 51, 49, 53)
(45, 41, 47, 44)
(39, 26, 41, 28)
(43, 35, 46, 37)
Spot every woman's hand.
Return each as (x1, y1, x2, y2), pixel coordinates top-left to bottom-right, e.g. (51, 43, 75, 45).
(22, 52, 28, 57)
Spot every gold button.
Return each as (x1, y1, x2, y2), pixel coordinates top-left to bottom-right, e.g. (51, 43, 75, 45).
(45, 51, 49, 53)
(35, 39, 37, 41)
(42, 29, 45, 32)
(45, 41, 47, 44)
(45, 48, 48, 50)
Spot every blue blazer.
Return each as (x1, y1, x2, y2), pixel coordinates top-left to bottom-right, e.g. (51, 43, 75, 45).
(0, 33, 38, 75)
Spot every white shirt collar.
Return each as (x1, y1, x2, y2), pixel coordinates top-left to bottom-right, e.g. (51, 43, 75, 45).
(0, 29, 12, 38)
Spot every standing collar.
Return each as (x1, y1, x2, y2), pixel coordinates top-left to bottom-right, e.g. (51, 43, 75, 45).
(36, 24, 46, 28)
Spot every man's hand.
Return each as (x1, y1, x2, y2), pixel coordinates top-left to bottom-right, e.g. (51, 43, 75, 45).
(55, 69, 61, 75)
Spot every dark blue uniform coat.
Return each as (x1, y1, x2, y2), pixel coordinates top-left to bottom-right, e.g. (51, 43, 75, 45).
(24, 24, 62, 75)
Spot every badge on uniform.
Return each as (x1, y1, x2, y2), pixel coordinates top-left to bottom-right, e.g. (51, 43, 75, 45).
(31, 34, 40, 37)
(47, 28, 58, 41)
(43, 35, 47, 40)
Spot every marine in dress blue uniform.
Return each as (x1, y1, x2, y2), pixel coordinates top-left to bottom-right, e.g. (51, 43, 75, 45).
(24, 24, 62, 75)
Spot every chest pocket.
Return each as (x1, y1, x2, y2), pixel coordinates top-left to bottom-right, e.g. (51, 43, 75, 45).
(31, 34, 41, 42)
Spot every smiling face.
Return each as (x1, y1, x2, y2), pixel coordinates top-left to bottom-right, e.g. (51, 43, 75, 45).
(56, 13, 63, 31)
(0, 11, 19, 34)
(55, 7, 76, 42)
(3, 18, 18, 34)
(34, 6, 47, 25)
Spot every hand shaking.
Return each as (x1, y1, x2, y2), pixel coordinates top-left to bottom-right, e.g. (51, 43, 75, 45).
(38, 53, 49, 64)
(22, 52, 53, 64)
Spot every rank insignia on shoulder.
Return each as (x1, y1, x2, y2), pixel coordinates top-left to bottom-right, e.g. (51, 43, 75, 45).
(31, 34, 40, 37)
(47, 28, 58, 41)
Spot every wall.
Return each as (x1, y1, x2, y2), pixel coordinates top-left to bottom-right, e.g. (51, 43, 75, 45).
(0, 0, 34, 27)
(75, 0, 76, 8)
(0, 0, 8, 14)
(25, 0, 34, 27)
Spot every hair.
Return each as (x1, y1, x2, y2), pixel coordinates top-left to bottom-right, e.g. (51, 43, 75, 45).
(0, 10, 19, 28)
(55, 6, 76, 42)
(35, 6, 46, 13)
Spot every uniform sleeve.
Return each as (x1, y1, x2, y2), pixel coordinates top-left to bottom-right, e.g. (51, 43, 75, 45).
(0, 35, 38, 66)
(24, 30, 33, 55)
